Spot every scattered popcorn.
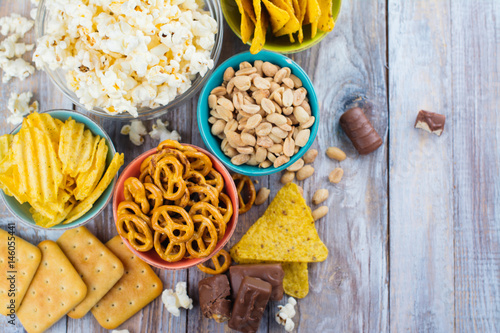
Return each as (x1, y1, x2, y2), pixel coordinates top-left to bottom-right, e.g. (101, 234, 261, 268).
(161, 282, 193, 317)
(121, 120, 147, 146)
(276, 297, 297, 332)
(30, 9, 38, 20)
(0, 14, 34, 38)
(0, 34, 34, 59)
(149, 119, 181, 142)
(0, 58, 35, 83)
(7, 92, 39, 125)
(33, 0, 218, 117)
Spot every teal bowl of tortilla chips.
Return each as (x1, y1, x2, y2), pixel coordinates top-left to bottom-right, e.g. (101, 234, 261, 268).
(222, 0, 341, 53)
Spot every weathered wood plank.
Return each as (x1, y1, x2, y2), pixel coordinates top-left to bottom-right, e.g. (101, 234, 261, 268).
(388, 0, 455, 331)
(450, 1, 500, 331)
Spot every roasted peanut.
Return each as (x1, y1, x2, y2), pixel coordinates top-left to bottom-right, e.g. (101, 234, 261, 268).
(312, 206, 329, 221)
(312, 189, 329, 205)
(303, 149, 318, 164)
(280, 171, 295, 184)
(255, 187, 271, 205)
(326, 147, 346, 161)
(296, 165, 315, 180)
(329, 168, 344, 183)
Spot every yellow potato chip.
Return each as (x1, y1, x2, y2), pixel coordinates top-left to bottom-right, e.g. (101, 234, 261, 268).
(0, 171, 28, 204)
(273, 0, 301, 37)
(262, 0, 290, 33)
(13, 122, 64, 205)
(25, 113, 63, 152)
(230, 183, 328, 262)
(73, 138, 108, 201)
(31, 200, 75, 228)
(250, 0, 268, 54)
(318, 0, 334, 32)
(230, 256, 310, 299)
(0, 134, 13, 161)
(235, 0, 256, 44)
(64, 152, 124, 224)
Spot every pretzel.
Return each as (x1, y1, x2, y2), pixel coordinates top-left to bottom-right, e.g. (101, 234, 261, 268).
(116, 214, 153, 252)
(140, 154, 154, 173)
(123, 177, 151, 214)
(204, 168, 224, 194)
(157, 139, 186, 152)
(218, 192, 233, 224)
(173, 188, 190, 208)
(187, 185, 219, 208)
(232, 174, 256, 214)
(117, 201, 151, 226)
(151, 148, 191, 178)
(186, 215, 218, 258)
(153, 155, 187, 201)
(196, 249, 232, 275)
(184, 170, 207, 187)
(189, 202, 226, 241)
(151, 205, 194, 243)
(154, 233, 186, 262)
(184, 150, 213, 176)
(144, 183, 164, 211)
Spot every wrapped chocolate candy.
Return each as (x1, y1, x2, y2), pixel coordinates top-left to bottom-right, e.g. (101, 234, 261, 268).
(340, 107, 383, 155)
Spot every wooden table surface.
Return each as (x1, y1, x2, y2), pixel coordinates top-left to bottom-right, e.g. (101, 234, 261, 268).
(1, 0, 499, 332)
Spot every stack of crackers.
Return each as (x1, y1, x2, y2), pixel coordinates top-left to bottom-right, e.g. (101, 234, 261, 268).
(0, 227, 163, 332)
(230, 183, 328, 298)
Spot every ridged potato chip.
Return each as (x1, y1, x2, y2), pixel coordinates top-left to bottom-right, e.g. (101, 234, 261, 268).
(0, 112, 123, 227)
(64, 152, 124, 224)
(13, 123, 64, 205)
(73, 138, 108, 201)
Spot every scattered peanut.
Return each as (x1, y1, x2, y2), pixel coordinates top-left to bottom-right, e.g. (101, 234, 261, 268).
(286, 158, 304, 172)
(329, 168, 344, 183)
(312, 189, 329, 205)
(255, 187, 271, 205)
(280, 171, 295, 184)
(312, 206, 329, 221)
(302, 149, 318, 164)
(208, 60, 315, 169)
(296, 165, 315, 181)
(326, 147, 346, 161)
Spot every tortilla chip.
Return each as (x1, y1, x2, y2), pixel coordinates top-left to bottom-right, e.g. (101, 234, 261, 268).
(240, 0, 257, 23)
(282, 262, 309, 298)
(230, 183, 328, 262)
(296, 0, 308, 42)
(318, 0, 334, 32)
(274, 0, 301, 37)
(250, 0, 268, 54)
(235, 0, 256, 44)
(262, 0, 290, 33)
(304, 0, 321, 37)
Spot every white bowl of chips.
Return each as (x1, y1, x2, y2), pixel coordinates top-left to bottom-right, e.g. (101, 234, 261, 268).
(34, 0, 223, 119)
(0, 110, 124, 230)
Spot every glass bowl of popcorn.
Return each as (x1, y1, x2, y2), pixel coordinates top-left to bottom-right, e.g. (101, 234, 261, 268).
(34, 0, 223, 119)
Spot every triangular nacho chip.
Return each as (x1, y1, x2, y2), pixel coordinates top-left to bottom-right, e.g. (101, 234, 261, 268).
(235, 0, 256, 44)
(274, 0, 301, 37)
(318, 0, 334, 32)
(230, 183, 328, 262)
(262, 0, 290, 33)
(250, 0, 269, 54)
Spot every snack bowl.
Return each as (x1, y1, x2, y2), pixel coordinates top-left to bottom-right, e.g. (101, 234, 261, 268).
(112, 144, 239, 270)
(197, 50, 319, 176)
(35, 0, 223, 120)
(1, 110, 117, 230)
(221, 0, 342, 53)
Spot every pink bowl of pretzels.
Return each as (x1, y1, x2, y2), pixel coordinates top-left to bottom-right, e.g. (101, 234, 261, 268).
(112, 140, 239, 270)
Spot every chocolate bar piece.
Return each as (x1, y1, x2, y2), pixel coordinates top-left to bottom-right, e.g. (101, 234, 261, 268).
(414, 110, 445, 136)
(198, 275, 232, 323)
(228, 277, 272, 333)
(229, 264, 284, 301)
(340, 107, 383, 155)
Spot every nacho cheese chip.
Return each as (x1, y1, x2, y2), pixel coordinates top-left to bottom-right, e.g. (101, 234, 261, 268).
(235, 0, 256, 44)
(262, 0, 290, 33)
(230, 183, 328, 262)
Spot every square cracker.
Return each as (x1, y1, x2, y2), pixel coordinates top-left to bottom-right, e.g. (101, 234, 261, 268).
(91, 236, 163, 329)
(0, 229, 41, 315)
(17, 240, 87, 333)
(57, 226, 124, 319)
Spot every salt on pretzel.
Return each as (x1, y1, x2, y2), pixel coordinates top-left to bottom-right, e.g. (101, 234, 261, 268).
(232, 174, 256, 214)
(196, 249, 232, 275)
(116, 213, 153, 252)
(151, 205, 194, 243)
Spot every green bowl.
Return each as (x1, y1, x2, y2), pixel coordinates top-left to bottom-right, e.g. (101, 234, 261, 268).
(0, 110, 117, 230)
(221, 0, 342, 53)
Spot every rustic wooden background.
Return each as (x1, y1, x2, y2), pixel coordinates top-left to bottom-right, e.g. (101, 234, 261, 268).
(1, 0, 499, 332)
